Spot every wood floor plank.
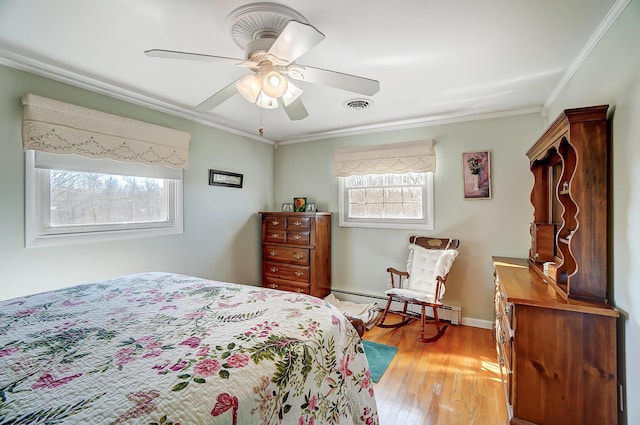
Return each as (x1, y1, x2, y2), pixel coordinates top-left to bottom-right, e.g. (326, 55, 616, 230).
(364, 314, 508, 425)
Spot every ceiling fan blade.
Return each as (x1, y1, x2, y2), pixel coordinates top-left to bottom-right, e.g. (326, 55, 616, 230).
(267, 21, 325, 64)
(195, 80, 240, 111)
(145, 49, 255, 67)
(288, 65, 380, 96)
(282, 97, 309, 121)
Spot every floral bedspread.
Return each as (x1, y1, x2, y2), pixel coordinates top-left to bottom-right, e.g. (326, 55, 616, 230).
(0, 272, 378, 424)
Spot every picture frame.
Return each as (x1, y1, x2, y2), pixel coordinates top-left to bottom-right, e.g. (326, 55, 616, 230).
(305, 202, 316, 212)
(293, 197, 307, 212)
(209, 169, 243, 188)
(282, 203, 294, 212)
(462, 151, 491, 199)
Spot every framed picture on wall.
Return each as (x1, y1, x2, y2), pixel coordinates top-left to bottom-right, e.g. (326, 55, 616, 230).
(462, 151, 491, 199)
(209, 169, 243, 188)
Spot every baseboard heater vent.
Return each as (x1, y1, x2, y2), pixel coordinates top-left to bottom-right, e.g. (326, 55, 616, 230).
(436, 304, 462, 325)
(331, 288, 461, 325)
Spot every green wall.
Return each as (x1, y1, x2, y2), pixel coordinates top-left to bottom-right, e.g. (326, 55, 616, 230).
(0, 64, 275, 300)
(275, 111, 543, 326)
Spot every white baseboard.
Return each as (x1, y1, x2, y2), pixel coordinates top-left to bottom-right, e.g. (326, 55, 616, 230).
(461, 317, 493, 329)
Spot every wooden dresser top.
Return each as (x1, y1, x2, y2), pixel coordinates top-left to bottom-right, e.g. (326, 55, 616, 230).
(493, 256, 618, 317)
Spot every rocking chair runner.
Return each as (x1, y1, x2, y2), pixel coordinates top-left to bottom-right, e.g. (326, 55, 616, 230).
(377, 236, 460, 343)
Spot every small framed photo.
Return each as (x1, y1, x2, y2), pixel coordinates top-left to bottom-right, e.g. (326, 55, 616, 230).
(462, 151, 491, 199)
(305, 202, 316, 212)
(209, 169, 243, 188)
(282, 203, 294, 212)
(293, 197, 307, 212)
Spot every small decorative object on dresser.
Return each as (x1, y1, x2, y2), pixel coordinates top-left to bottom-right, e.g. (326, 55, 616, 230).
(293, 197, 307, 212)
(259, 211, 332, 298)
(281, 202, 294, 212)
(462, 150, 491, 199)
(305, 202, 316, 212)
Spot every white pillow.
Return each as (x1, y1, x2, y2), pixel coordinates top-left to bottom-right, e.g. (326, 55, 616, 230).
(405, 244, 458, 299)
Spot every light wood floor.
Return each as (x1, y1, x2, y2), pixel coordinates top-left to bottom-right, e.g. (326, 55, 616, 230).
(364, 315, 508, 425)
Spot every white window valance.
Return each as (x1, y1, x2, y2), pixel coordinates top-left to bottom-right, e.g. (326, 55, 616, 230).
(22, 93, 191, 169)
(334, 139, 436, 177)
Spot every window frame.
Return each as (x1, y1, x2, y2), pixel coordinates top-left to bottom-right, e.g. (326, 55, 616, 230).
(24, 151, 183, 248)
(338, 172, 434, 230)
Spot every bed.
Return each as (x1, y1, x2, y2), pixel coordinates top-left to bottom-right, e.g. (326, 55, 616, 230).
(0, 272, 378, 424)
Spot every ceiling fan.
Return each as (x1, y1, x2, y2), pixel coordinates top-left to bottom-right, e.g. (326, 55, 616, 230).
(144, 3, 380, 121)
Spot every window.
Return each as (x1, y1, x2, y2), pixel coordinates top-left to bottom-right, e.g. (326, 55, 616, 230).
(25, 151, 183, 247)
(21, 93, 191, 247)
(334, 139, 436, 230)
(339, 172, 434, 229)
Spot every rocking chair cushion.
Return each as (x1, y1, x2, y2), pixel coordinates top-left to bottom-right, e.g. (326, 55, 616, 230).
(384, 287, 438, 304)
(403, 244, 458, 300)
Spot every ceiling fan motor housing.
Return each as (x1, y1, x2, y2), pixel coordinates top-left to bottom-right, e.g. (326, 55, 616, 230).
(245, 38, 275, 64)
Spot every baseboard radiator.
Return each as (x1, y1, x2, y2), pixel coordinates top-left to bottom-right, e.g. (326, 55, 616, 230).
(331, 288, 462, 325)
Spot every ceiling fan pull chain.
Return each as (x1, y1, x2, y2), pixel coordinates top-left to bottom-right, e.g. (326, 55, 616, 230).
(258, 107, 264, 137)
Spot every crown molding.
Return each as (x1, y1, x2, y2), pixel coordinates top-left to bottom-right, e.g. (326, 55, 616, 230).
(277, 106, 543, 145)
(2, 49, 542, 146)
(0, 47, 276, 145)
(544, 0, 631, 110)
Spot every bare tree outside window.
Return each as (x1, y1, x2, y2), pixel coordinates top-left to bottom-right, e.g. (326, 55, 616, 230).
(50, 170, 168, 227)
(345, 173, 425, 220)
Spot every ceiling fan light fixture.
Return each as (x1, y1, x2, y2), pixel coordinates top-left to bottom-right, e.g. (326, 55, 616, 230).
(281, 81, 303, 106)
(256, 92, 279, 109)
(236, 74, 263, 103)
(262, 70, 288, 98)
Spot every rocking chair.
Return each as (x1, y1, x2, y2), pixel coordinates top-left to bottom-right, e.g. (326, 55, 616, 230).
(377, 236, 460, 343)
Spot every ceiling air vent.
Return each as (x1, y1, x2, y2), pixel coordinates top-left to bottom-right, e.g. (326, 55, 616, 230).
(344, 98, 373, 111)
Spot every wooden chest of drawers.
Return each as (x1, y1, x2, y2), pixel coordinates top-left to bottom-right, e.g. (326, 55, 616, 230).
(259, 212, 331, 298)
(493, 257, 618, 425)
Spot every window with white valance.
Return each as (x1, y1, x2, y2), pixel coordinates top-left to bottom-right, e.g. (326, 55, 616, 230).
(22, 93, 190, 169)
(333, 139, 435, 176)
(22, 93, 192, 247)
(334, 140, 436, 230)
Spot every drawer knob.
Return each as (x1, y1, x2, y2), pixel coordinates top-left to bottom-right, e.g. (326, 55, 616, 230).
(294, 235, 302, 240)
(269, 283, 278, 289)
(294, 271, 304, 277)
(296, 288, 303, 293)
(271, 233, 280, 238)
(269, 250, 278, 256)
(293, 253, 304, 260)
(271, 220, 280, 225)
(293, 221, 302, 226)
(269, 267, 278, 272)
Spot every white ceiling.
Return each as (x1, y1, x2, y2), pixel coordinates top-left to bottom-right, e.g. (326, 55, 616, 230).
(0, 0, 624, 144)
